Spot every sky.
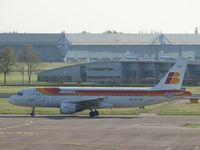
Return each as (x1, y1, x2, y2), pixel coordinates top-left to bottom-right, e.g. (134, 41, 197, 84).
(0, 0, 200, 33)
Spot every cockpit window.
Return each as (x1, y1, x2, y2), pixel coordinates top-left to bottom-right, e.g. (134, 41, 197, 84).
(17, 92, 23, 96)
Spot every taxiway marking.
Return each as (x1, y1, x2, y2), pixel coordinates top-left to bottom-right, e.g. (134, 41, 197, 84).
(0, 132, 33, 135)
(0, 121, 33, 131)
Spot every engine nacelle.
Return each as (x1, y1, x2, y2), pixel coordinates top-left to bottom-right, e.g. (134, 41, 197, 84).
(60, 103, 76, 114)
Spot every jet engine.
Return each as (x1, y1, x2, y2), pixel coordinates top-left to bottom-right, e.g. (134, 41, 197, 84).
(60, 103, 77, 114)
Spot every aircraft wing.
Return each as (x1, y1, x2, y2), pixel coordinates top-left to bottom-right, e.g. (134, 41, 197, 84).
(73, 97, 111, 110)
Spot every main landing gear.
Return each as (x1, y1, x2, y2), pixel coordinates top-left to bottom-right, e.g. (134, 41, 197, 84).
(89, 110, 99, 118)
(30, 106, 35, 117)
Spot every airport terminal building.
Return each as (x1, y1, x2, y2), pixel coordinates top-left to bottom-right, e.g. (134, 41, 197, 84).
(1, 33, 200, 62)
(1, 33, 200, 84)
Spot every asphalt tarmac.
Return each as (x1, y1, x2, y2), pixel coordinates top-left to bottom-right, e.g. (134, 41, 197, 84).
(0, 114, 200, 150)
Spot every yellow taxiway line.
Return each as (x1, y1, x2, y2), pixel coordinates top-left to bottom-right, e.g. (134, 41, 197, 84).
(0, 121, 33, 131)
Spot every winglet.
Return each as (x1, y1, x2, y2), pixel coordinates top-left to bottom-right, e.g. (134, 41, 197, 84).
(153, 60, 187, 90)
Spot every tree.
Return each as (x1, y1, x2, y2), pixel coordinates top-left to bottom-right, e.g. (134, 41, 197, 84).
(103, 30, 119, 34)
(19, 45, 41, 84)
(0, 47, 16, 84)
(195, 27, 198, 34)
(81, 31, 88, 34)
(17, 61, 25, 84)
(103, 30, 112, 34)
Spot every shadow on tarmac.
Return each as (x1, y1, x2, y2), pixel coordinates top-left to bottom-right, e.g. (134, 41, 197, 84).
(0, 115, 139, 120)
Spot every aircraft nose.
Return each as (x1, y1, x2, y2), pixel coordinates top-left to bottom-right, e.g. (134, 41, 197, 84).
(9, 96, 15, 104)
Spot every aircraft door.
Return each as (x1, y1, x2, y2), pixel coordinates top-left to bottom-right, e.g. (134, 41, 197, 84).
(33, 91, 43, 106)
(27, 92, 35, 106)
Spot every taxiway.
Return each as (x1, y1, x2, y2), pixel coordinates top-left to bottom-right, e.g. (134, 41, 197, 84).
(0, 115, 200, 150)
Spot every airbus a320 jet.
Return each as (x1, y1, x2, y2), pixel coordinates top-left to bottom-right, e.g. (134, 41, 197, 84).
(9, 60, 191, 117)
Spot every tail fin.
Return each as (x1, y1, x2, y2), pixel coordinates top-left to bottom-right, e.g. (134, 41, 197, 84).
(153, 60, 187, 90)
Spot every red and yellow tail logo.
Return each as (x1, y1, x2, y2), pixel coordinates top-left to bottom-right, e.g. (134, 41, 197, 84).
(165, 72, 180, 84)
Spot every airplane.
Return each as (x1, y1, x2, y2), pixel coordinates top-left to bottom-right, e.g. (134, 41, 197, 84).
(9, 60, 191, 117)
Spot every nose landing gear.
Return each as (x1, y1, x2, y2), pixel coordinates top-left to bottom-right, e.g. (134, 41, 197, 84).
(30, 107, 35, 117)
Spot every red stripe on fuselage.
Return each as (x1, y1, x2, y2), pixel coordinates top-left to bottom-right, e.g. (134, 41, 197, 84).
(36, 88, 191, 97)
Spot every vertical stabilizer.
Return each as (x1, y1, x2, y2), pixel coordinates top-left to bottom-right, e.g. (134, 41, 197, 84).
(153, 60, 187, 90)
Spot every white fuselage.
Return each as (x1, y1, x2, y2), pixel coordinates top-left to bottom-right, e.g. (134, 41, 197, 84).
(9, 87, 190, 109)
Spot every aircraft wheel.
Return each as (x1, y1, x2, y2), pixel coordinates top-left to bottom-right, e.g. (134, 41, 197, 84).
(89, 111, 95, 118)
(94, 110, 99, 116)
(31, 112, 35, 117)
